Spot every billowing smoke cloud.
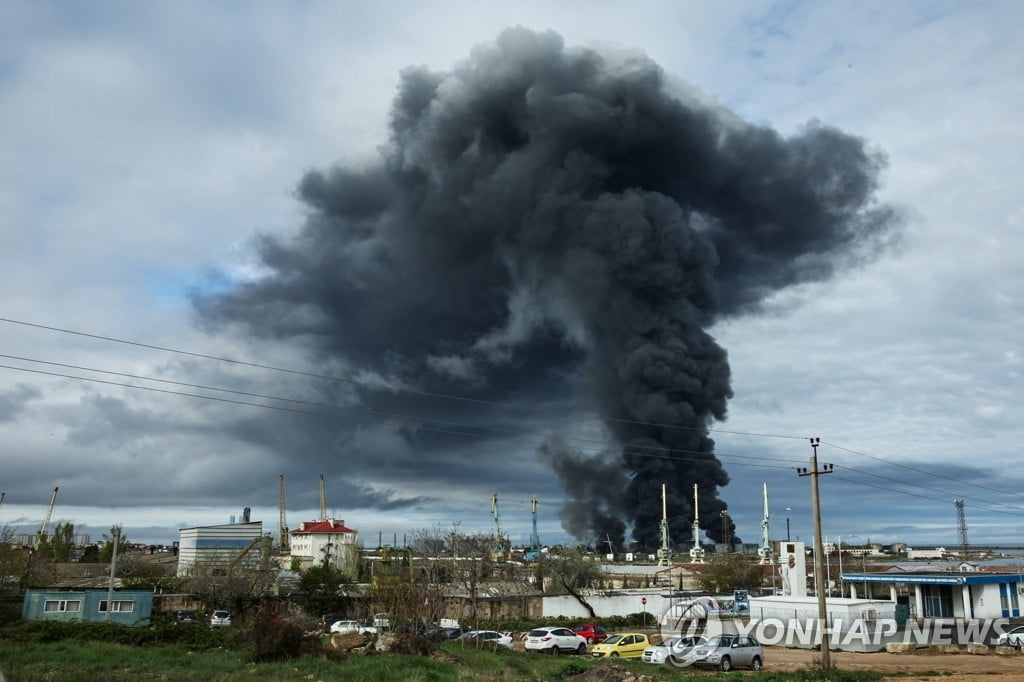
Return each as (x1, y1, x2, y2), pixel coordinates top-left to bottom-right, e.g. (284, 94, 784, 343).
(196, 28, 897, 549)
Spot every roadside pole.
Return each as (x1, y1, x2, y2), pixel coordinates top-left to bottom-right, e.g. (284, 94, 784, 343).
(798, 438, 834, 670)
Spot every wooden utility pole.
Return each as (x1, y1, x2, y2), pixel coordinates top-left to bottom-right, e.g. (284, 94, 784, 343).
(798, 437, 834, 670)
(105, 526, 121, 622)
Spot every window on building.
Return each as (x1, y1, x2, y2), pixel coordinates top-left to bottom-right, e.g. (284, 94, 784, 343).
(43, 599, 82, 613)
(98, 600, 135, 613)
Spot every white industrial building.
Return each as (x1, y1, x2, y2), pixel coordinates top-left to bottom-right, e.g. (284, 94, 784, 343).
(289, 519, 359, 573)
(176, 521, 266, 578)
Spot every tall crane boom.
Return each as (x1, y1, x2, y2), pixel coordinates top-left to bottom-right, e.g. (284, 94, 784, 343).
(689, 483, 705, 564)
(525, 495, 542, 561)
(491, 493, 503, 543)
(35, 486, 59, 549)
(278, 475, 289, 550)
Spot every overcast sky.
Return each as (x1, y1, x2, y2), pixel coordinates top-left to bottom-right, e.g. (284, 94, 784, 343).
(2, 1, 1023, 551)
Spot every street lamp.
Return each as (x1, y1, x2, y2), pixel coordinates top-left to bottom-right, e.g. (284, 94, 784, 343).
(769, 507, 792, 594)
(847, 534, 868, 598)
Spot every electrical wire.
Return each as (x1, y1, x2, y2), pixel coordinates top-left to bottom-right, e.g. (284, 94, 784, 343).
(5, 316, 1024, 517)
(0, 316, 809, 441)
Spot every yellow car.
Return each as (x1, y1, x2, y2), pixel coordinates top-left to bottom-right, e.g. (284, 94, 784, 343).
(590, 632, 651, 658)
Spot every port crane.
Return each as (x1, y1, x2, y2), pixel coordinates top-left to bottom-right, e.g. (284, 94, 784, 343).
(34, 486, 59, 550)
(490, 493, 511, 563)
(525, 495, 543, 561)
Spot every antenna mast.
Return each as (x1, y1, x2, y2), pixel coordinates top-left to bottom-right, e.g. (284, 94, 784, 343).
(689, 483, 705, 564)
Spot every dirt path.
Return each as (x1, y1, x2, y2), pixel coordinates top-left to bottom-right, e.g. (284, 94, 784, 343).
(766, 646, 1024, 680)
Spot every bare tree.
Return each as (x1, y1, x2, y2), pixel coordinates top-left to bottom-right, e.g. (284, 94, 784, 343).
(545, 547, 602, 618)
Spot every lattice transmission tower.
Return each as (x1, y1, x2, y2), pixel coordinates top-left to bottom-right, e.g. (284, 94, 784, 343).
(954, 499, 969, 561)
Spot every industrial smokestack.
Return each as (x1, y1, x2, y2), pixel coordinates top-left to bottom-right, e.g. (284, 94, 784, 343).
(197, 28, 898, 549)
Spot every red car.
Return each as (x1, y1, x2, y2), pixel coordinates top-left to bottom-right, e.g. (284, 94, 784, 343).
(572, 623, 608, 644)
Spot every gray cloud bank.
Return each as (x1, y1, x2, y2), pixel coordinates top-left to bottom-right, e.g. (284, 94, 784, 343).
(196, 28, 898, 549)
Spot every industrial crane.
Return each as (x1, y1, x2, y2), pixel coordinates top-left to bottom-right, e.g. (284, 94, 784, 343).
(34, 486, 59, 550)
(656, 483, 672, 566)
(525, 495, 543, 561)
(490, 493, 510, 563)
(689, 483, 705, 564)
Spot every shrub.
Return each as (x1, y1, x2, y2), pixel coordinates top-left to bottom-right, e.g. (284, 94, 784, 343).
(554, 661, 588, 679)
(388, 632, 439, 656)
(247, 607, 307, 662)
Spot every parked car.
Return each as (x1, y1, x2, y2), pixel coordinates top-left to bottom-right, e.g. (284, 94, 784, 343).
(320, 613, 346, 632)
(571, 622, 608, 644)
(997, 625, 1024, 647)
(209, 610, 232, 627)
(641, 635, 705, 664)
(174, 610, 197, 623)
(373, 612, 392, 629)
(438, 625, 468, 640)
(394, 619, 429, 635)
(457, 630, 514, 649)
(682, 634, 764, 671)
(524, 626, 588, 655)
(590, 632, 651, 659)
(329, 620, 378, 636)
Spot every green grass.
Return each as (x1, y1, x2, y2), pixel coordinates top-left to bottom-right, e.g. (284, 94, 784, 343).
(0, 638, 890, 682)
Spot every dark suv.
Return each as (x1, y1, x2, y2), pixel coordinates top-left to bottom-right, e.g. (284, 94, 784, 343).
(572, 623, 608, 644)
(174, 610, 197, 623)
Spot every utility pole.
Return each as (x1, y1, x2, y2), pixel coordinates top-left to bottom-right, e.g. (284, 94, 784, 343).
(278, 474, 289, 550)
(105, 526, 121, 622)
(319, 474, 327, 522)
(798, 437, 834, 670)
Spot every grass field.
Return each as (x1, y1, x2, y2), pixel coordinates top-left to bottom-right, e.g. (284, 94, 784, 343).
(0, 638, 887, 682)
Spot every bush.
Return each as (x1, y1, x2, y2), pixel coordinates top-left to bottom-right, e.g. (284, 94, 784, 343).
(388, 632, 439, 656)
(247, 607, 308, 662)
(554, 661, 589, 679)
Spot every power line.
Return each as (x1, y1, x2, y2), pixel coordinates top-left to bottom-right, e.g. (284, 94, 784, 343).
(0, 316, 808, 441)
(831, 473, 1024, 519)
(836, 462, 1024, 513)
(6, 316, 1024, 515)
(0, 361, 798, 472)
(821, 439, 1024, 502)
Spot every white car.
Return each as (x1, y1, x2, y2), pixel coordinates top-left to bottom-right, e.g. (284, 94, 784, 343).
(209, 610, 231, 627)
(457, 630, 514, 649)
(997, 624, 1024, 646)
(373, 612, 392, 629)
(641, 635, 705, 664)
(524, 626, 588, 655)
(329, 619, 379, 636)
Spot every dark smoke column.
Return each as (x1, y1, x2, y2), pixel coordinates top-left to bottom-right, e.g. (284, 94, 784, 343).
(196, 28, 898, 551)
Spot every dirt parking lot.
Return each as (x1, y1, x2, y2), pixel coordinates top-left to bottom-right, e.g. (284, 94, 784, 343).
(765, 645, 1024, 680)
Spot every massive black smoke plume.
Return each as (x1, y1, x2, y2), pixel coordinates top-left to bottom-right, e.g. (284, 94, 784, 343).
(197, 28, 896, 549)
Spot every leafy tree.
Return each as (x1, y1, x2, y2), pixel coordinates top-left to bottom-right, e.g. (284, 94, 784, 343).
(298, 564, 350, 617)
(47, 522, 75, 562)
(99, 525, 127, 563)
(695, 553, 766, 594)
